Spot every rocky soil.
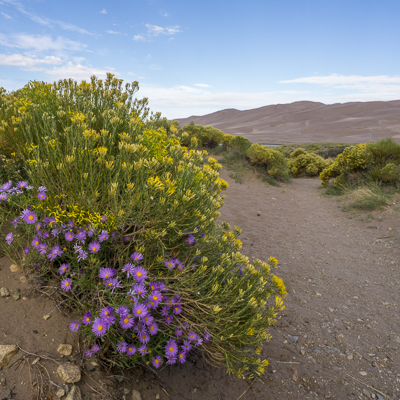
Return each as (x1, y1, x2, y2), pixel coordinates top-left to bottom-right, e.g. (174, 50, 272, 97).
(0, 169, 399, 400)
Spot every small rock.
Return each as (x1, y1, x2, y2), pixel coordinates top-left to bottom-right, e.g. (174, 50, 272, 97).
(20, 276, 27, 284)
(90, 361, 99, 366)
(292, 369, 298, 382)
(43, 314, 51, 320)
(376, 394, 384, 400)
(359, 371, 367, 376)
(57, 363, 81, 383)
(288, 335, 299, 343)
(362, 388, 371, 398)
(56, 388, 66, 398)
(12, 293, 20, 301)
(347, 354, 353, 360)
(0, 345, 19, 367)
(257, 211, 261, 216)
(57, 344, 72, 356)
(131, 390, 142, 400)
(32, 357, 40, 365)
(313, 349, 321, 354)
(114, 374, 124, 383)
(123, 388, 131, 394)
(0, 377, 6, 386)
(300, 350, 306, 356)
(156, 394, 160, 400)
(316, 292, 322, 297)
(10, 264, 20, 273)
(65, 385, 82, 400)
(0, 287, 10, 297)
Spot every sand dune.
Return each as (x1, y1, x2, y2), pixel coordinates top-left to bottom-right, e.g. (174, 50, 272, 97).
(175, 100, 400, 144)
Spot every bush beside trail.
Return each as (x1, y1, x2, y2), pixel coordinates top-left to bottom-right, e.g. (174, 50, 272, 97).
(0, 74, 286, 379)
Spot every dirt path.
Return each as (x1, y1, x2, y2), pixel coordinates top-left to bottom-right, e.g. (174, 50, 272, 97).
(218, 170, 400, 400)
(1, 170, 400, 400)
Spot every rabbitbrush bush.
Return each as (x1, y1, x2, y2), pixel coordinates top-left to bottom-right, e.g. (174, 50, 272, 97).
(288, 148, 332, 177)
(0, 74, 286, 378)
(320, 138, 400, 188)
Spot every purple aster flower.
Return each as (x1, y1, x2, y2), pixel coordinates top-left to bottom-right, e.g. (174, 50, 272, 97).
(32, 237, 40, 248)
(122, 263, 135, 278)
(136, 323, 146, 334)
(126, 344, 136, 356)
(104, 313, 116, 326)
(178, 352, 187, 364)
(155, 282, 165, 291)
(182, 340, 192, 353)
(148, 322, 158, 336)
(165, 315, 173, 324)
(164, 259, 175, 270)
(116, 305, 129, 316)
(42, 231, 50, 239)
(181, 321, 189, 330)
(116, 340, 127, 353)
(148, 282, 157, 291)
(82, 312, 92, 325)
(37, 191, 46, 200)
(12, 218, 19, 228)
(38, 243, 48, 255)
(203, 331, 211, 343)
(120, 315, 134, 329)
(173, 305, 182, 315)
(139, 345, 148, 356)
(65, 231, 74, 241)
(152, 355, 162, 369)
(98, 230, 109, 242)
(133, 303, 148, 319)
(165, 340, 178, 357)
(104, 278, 122, 293)
(23, 211, 37, 224)
(61, 278, 72, 291)
(38, 186, 47, 192)
(0, 193, 7, 201)
(161, 306, 170, 317)
(175, 328, 183, 338)
(100, 215, 107, 223)
(111, 231, 118, 241)
(138, 332, 150, 344)
(195, 337, 203, 346)
(85, 349, 93, 357)
(176, 260, 184, 271)
(186, 234, 196, 245)
(69, 320, 80, 332)
(0, 181, 12, 192)
(58, 263, 69, 275)
(5, 232, 13, 245)
(130, 252, 144, 263)
(17, 181, 28, 189)
(91, 344, 100, 354)
(88, 241, 100, 254)
(77, 250, 88, 261)
(75, 230, 86, 243)
(99, 306, 113, 318)
(24, 247, 30, 254)
(143, 314, 154, 326)
(98, 268, 116, 280)
(51, 228, 59, 237)
(132, 266, 147, 282)
(149, 290, 162, 306)
(91, 318, 108, 337)
(166, 355, 177, 365)
(48, 245, 63, 261)
(187, 332, 198, 342)
(132, 283, 147, 298)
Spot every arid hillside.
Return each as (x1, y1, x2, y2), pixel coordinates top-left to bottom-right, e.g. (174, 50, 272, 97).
(175, 100, 400, 144)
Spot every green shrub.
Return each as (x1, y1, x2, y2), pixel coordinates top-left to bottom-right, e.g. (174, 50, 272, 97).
(289, 151, 332, 177)
(227, 135, 252, 153)
(0, 75, 286, 379)
(178, 122, 225, 149)
(320, 139, 400, 187)
(246, 143, 289, 180)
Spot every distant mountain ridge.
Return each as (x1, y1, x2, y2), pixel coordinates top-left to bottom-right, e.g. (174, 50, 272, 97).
(175, 100, 400, 144)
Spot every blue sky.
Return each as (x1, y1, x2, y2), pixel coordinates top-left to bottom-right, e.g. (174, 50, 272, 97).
(1, 0, 400, 118)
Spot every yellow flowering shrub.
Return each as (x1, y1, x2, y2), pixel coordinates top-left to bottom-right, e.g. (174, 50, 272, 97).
(288, 149, 332, 177)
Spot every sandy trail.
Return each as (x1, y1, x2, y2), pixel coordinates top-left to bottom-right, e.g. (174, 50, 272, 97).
(218, 169, 400, 399)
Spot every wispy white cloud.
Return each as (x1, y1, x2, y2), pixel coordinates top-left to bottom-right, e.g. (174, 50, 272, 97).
(0, 53, 63, 68)
(194, 83, 210, 88)
(280, 74, 400, 86)
(1, 12, 12, 19)
(100, 8, 107, 14)
(159, 11, 169, 17)
(43, 62, 115, 81)
(145, 24, 181, 36)
(2, 0, 95, 35)
(106, 30, 120, 35)
(133, 34, 146, 42)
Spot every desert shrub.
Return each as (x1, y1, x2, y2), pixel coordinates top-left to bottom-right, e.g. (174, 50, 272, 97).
(227, 135, 252, 153)
(178, 123, 225, 149)
(344, 183, 392, 211)
(246, 143, 289, 180)
(0, 75, 286, 378)
(315, 146, 347, 159)
(320, 139, 400, 187)
(289, 151, 332, 177)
